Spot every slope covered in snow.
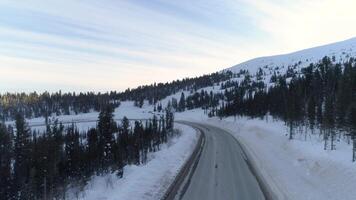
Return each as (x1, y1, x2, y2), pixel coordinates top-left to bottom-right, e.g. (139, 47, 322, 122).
(225, 37, 356, 78)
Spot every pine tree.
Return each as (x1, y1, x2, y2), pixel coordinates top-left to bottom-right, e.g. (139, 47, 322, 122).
(256, 68, 264, 81)
(45, 120, 64, 199)
(0, 123, 13, 199)
(98, 105, 117, 172)
(178, 92, 186, 112)
(165, 104, 174, 132)
(13, 113, 32, 199)
(120, 117, 130, 164)
(307, 96, 316, 135)
(152, 116, 159, 152)
(133, 121, 143, 165)
(350, 106, 356, 162)
(64, 124, 81, 179)
(87, 128, 99, 174)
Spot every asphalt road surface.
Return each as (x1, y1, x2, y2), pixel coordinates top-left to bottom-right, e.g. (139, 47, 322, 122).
(177, 122, 265, 200)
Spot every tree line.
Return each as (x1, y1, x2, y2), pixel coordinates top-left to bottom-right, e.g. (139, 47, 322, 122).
(164, 90, 222, 114)
(0, 91, 120, 121)
(0, 105, 175, 199)
(120, 71, 233, 107)
(0, 71, 233, 120)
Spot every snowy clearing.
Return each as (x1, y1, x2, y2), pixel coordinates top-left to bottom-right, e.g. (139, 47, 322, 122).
(6, 101, 160, 132)
(70, 123, 198, 200)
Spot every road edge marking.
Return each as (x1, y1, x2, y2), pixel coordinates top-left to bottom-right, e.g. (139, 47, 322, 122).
(161, 122, 205, 200)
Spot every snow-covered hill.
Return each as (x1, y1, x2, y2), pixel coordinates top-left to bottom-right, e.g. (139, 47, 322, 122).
(225, 37, 356, 79)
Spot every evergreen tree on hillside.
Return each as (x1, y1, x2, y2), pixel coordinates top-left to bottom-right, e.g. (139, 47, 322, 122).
(45, 120, 64, 199)
(165, 104, 174, 132)
(87, 128, 100, 174)
(256, 68, 264, 81)
(98, 105, 117, 172)
(307, 96, 316, 135)
(119, 116, 130, 165)
(350, 106, 356, 162)
(178, 92, 186, 112)
(350, 68, 356, 161)
(0, 124, 13, 199)
(64, 124, 81, 179)
(13, 113, 32, 198)
(133, 121, 144, 165)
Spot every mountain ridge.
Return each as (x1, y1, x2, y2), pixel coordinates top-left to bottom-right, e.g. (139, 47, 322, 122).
(225, 37, 356, 76)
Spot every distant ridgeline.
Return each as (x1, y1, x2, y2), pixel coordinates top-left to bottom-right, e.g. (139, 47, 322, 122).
(0, 105, 175, 199)
(0, 72, 232, 121)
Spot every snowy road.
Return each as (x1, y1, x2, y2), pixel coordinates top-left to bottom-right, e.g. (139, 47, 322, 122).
(176, 122, 266, 200)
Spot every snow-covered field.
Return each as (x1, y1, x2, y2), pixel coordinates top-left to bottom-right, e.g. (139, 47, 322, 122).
(68, 123, 198, 200)
(6, 101, 161, 132)
(198, 115, 356, 200)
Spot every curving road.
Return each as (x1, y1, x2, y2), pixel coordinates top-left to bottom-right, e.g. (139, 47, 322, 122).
(175, 122, 266, 200)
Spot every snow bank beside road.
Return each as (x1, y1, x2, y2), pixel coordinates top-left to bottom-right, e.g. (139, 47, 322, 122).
(207, 117, 356, 200)
(75, 123, 198, 200)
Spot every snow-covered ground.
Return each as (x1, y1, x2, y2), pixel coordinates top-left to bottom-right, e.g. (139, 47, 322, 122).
(68, 123, 198, 200)
(227, 37, 356, 76)
(6, 101, 161, 132)
(191, 114, 356, 200)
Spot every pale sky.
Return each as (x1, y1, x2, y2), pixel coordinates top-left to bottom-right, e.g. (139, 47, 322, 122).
(1, 0, 356, 93)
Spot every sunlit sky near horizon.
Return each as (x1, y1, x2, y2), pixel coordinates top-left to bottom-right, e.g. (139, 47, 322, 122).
(1, 0, 356, 93)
